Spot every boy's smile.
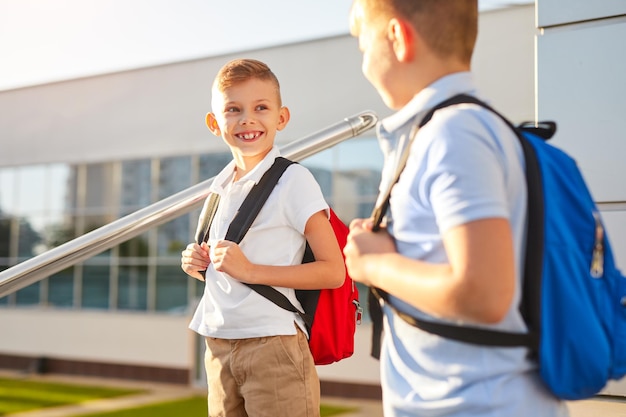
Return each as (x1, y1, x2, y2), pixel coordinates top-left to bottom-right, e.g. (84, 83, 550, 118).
(236, 131, 263, 141)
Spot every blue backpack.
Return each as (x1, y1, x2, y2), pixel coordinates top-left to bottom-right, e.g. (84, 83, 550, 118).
(370, 94, 626, 400)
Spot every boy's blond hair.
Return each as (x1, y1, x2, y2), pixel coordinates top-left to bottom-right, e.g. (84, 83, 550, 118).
(212, 59, 282, 106)
(359, 0, 478, 64)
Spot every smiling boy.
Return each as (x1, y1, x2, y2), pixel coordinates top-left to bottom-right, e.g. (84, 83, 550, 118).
(181, 58, 344, 417)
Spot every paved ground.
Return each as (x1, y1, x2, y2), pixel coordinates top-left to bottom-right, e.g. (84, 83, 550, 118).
(4, 371, 626, 416)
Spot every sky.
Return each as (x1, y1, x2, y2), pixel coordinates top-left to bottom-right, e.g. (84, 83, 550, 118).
(0, 0, 533, 92)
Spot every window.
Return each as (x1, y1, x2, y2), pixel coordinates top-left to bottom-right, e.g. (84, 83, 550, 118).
(118, 264, 148, 311)
(0, 139, 383, 319)
(47, 267, 75, 308)
(82, 262, 111, 309)
(121, 159, 152, 212)
(155, 264, 188, 313)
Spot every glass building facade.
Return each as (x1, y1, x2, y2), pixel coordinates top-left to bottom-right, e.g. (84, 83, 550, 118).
(0, 137, 382, 317)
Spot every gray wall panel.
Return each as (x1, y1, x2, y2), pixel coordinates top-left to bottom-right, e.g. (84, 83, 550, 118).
(602, 209, 626, 271)
(473, 5, 536, 123)
(538, 0, 626, 28)
(537, 18, 626, 202)
(601, 208, 626, 394)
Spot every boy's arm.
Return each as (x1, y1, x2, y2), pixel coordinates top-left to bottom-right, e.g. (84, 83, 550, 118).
(211, 210, 345, 290)
(344, 217, 515, 325)
(300, 210, 346, 288)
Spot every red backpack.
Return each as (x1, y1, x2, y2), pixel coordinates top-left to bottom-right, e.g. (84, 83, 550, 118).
(195, 157, 361, 365)
(307, 209, 361, 364)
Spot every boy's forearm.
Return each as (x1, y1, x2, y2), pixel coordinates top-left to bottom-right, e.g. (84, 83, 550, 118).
(367, 253, 458, 317)
(244, 260, 344, 290)
(367, 252, 511, 325)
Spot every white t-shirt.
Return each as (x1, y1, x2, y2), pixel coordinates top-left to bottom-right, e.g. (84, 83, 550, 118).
(189, 146, 329, 339)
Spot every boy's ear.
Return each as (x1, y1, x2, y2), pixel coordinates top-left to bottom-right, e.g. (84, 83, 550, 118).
(388, 18, 415, 62)
(276, 106, 291, 131)
(205, 113, 221, 136)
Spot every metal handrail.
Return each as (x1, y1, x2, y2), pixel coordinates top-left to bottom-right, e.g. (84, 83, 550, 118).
(0, 111, 378, 298)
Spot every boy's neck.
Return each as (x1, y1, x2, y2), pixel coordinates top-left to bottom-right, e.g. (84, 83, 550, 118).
(232, 150, 271, 181)
(400, 60, 470, 107)
(418, 56, 470, 90)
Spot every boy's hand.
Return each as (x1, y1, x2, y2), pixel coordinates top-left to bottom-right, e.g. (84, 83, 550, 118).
(343, 218, 397, 286)
(181, 242, 211, 282)
(211, 240, 252, 282)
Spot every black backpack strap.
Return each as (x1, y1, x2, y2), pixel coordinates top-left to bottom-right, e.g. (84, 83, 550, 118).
(195, 193, 221, 280)
(193, 157, 295, 279)
(225, 156, 294, 243)
(196, 192, 221, 246)
(368, 94, 545, 357)
(368, 287, 385, 359)
(371, 287, 536, 348)
(222, 157, 315, 332)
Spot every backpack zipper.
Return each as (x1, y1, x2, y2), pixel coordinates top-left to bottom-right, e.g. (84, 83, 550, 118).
(590, 211, 604, 278)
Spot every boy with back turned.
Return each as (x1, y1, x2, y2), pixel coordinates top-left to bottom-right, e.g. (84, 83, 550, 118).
(343, 1, 568, 416)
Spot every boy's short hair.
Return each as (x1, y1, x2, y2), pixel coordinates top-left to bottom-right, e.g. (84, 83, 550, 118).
(359, 0, 478, 64)
(213, 59, 282, 105)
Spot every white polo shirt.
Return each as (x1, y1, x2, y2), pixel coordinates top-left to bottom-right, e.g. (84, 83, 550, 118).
(376, 73, 568, 416)
(189, 146, 329, 339)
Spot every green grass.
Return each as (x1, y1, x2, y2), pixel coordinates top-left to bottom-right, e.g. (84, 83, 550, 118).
(321, 403, 358, 416)
(73, 396, 207, 417)
(73, 395, 357, 417)
(0, 377, 144, 416)
(0, 376, 357, 417)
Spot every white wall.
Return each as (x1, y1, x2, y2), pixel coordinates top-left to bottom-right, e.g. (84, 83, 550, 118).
(473, 4, 536, 122)
(0, 36, 389, 168)
(0, 309, 193, 368)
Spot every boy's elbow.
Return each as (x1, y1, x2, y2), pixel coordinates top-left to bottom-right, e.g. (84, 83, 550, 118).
(456, 269, 515, 325)
(479, 307, 509, 325)
(448, 286, 511, 325)
(464, 292, 513, 324)
(327, 263, 346, 289)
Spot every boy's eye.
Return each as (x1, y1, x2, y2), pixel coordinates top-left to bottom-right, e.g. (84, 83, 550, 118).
(226, 107, 239, 113)
(256, 105, 268, 111)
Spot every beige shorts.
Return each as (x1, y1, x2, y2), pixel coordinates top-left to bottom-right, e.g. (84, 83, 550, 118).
(204, 325, 320, 417)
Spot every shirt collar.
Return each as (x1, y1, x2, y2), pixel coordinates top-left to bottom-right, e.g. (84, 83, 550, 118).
(210, 146, 282, 194)
(378, 71, 478, 137)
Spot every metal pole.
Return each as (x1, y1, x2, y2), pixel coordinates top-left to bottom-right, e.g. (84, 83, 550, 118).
(0, 111, 377, 298)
